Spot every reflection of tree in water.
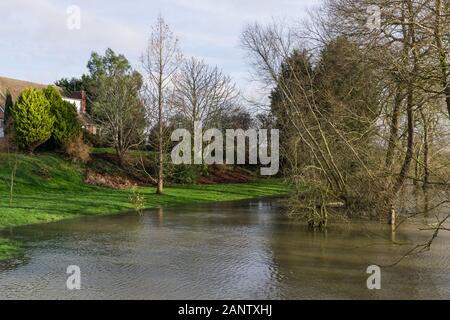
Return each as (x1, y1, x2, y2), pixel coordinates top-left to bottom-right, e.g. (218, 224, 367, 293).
(394, 186, 450, 263)
(1, 197, 448, 298)
(267, 211, 444, 299)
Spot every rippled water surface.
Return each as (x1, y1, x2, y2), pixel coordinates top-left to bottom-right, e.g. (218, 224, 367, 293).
(1, 198, 449, 299)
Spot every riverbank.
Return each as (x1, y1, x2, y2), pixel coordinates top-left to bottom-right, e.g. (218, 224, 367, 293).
(0, 153, 287, 260)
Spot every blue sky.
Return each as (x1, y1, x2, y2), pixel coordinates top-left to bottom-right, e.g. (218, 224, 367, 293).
(0, 0, 320, 98)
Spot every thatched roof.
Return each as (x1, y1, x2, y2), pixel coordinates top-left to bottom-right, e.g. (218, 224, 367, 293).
(0, 76, 51, 107)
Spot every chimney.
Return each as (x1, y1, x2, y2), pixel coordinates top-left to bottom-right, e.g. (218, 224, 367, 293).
(80, 90, 87, 114)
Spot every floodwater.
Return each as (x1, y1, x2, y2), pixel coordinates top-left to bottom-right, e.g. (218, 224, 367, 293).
(0, 197, 449, 299)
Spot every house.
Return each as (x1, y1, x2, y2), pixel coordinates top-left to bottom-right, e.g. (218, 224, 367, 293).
(62, 90, 97, 135)
(0, 106, 4, 138)
(0, 76, 96, 138)
(1, 77, 48, 138)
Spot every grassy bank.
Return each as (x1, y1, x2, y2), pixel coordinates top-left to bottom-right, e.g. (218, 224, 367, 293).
(0, 153, 287, 259)
(0, 238, 24, 261)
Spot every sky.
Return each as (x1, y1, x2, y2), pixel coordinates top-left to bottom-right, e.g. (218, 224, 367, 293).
(0, 0, 320, 100)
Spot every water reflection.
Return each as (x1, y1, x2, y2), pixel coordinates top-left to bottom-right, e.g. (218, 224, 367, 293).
(0, 198, 449, 299)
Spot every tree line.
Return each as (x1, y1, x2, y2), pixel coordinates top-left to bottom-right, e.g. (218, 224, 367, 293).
(241, 0, 450, 227)
(52, 16, 249, 194)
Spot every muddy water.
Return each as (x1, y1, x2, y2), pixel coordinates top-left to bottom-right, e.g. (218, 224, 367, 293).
(0, 198, 449, 299)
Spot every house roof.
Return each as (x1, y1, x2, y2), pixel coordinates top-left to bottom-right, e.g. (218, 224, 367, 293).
(0, 76, 52, 106)
(0, 77, 94, 127)
(65, 91, 84, 100)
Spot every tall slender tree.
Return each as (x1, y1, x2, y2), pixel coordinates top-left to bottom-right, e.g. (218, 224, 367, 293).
(141, 15, 182, 194)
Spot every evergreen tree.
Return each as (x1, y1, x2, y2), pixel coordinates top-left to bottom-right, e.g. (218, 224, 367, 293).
(43, 86, 81, 146)
(314, 36, 379, 134)
(11, 88, 54, 153)
(3, 91, 14, 135)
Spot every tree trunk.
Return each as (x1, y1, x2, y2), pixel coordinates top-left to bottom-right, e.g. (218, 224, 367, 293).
(115, 141, 125, 168)
(420, 110, 430, 189)
(117, 151, 125, 168)
(445, 87, 450, 119)
(393, 89, 415, 195)
(413, 145, 420, 188)
(385, 87, 403, 170)
(157, 131, 164, 194)
(434, 0, 450, 118)
(393, 0, 417, 197)
(156, 69, 164, 195)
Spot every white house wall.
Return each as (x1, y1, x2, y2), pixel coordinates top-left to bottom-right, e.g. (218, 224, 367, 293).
(62, 98, 81, 113)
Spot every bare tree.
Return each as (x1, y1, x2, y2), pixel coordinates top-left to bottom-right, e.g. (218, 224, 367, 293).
(141, 15, 182, 194)
(242, 22, 383, 227)
(311, 0, 448, 204)
(174, 57, 238, 130)
(424, 0, 450, 118)
(241, 0, 450, 228)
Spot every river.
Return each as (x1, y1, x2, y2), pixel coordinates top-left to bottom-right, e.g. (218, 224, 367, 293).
(0, 197, 449, 299)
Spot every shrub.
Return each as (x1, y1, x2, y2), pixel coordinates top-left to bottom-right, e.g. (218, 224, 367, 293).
(83, 129, 104, 148)
(64, 134, 92, 163)
(0, 136, 11, 152)
(43, 86, 81, 146)
(169, 164, 207, 184)
(129, 186, 145, 214)
(11, 88, 54, 153)
(3, 91, 14, 136)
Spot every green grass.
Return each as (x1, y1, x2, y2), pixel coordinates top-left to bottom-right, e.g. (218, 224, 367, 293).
(0, 153, 287, 260)
(0, 238, 23, 261)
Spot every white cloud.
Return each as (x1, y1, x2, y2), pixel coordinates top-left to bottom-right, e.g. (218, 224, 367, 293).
(0, 0, 320, 99)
